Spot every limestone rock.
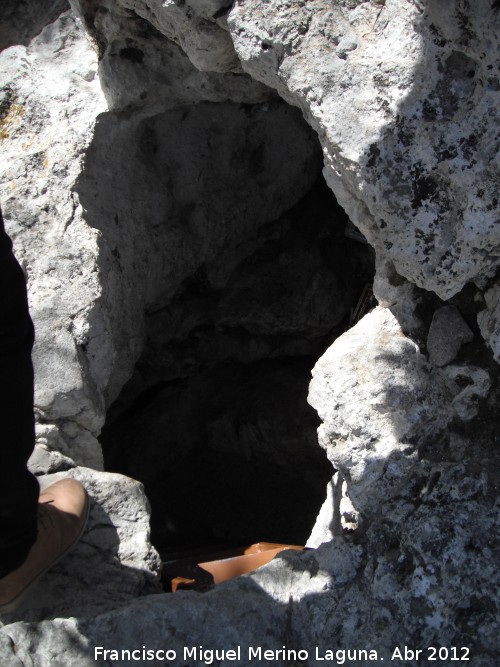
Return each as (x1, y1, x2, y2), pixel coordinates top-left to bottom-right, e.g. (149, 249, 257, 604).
(228, 0, 500, 300)
(0, 11, 107, 468)
(437, 364, 490, 421)
(0, 467, 161, 626)
(308, 306, 449, 517)
(1, 5, 321, 470)
(373, 255, 422, 335)
(427, 305, 474, 367)
(27, 444, 76, 476)
(0, 2, 498, 665)
(2, 498, 498, 665)
(186, 0, 233, 21)
(69, 0, 274, 112)
(0, 0, 69, 51)
(478, 279, 500, 363)
(306, 472, 359, 548)
(71, 0, 242, 74)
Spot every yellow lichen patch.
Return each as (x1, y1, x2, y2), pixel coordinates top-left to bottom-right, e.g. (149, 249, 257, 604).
(0, 102, 25, 141)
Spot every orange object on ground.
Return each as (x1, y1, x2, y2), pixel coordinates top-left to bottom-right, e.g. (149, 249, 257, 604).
(198, 542, 304, 585)
(163, 542, 305, 592)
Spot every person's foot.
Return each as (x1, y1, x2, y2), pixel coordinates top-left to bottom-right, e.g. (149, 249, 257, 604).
(0, 478, 89, 613)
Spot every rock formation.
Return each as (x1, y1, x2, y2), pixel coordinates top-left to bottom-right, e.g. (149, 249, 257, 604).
(0, 0, 498, 664)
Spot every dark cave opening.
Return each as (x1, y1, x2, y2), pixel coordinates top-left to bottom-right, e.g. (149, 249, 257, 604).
(76, 25, 377, 555)
(99, 176, 375, 555)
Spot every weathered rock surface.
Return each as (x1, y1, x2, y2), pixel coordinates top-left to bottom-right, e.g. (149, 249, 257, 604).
(436, 363, 491, 422)
(309, 307, 448, 518)
(427, 305, 474, 367)
(0, 10, 107, 468)
(69, 0, 273, 112)
(306, 306, 498, 661)
(478, 278, 500, 363)
(0, 0, 499, 665)
(2, 307, 497, 666)
(1, 459, 161, 627)
(3, 507, 498, 667)
(229, 0, 500, 300)
(308, 306, 496, 524)
(71, 0, 242, 75)
(0, 0, 69, 51)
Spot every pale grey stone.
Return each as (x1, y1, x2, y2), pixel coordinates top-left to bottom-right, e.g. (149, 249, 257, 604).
(0, 11, 107, 468)
(1, 300, 498, 657)
(0, 2, 498, 665)
(0, 467, 161, 626)
(437, 364, 491, 421)
(186, 0, 233, 20)
(69, 0, 273, 112)
(27, 444, 75, 476)
(2, 511, 498, 665)
(307, 472, 359, 548)
(228, 0, 500, 300)
(308, 307, 449, 518)
(373, 255, 422, 335)
(71, 0, 242, 74)
(0, 8, 318, 470)
(478, 280, 500, 363)
(427, 305, 474, 367)
(0, 0, 69, 51)
(0, 632, 24, 667)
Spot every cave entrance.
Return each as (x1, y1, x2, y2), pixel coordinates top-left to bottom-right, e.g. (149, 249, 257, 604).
(78, 74, 375, 556)
(99, 174, 374, 556)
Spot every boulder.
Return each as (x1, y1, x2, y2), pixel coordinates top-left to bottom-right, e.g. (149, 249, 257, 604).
(0, 461, 161, 625)
(70, 0, 242, 74)
(309, 307, 449, 517)
(427, 305, 474, 367)
(478, 279, 500, 363)
(228, 0, 500, 300)
(0, 10, 107, 468)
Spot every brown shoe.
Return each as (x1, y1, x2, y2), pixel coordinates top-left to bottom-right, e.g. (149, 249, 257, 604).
(0, 478, 89, 613)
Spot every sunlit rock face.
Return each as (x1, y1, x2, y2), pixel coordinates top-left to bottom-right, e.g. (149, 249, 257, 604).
(0, 9, 107, 468)
(228, 0, 500, 301)
(308, 306, 495, 531)
(0, 0, 499, 665)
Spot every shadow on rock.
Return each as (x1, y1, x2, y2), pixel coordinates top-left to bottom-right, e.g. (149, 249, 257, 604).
(0, 467, 162, 626)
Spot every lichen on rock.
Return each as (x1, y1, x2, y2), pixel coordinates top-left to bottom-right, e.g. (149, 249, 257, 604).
(228, 0, 500, 299)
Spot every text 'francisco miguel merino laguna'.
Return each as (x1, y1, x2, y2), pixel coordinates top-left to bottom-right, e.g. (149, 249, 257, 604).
(94, 646, 383, 664)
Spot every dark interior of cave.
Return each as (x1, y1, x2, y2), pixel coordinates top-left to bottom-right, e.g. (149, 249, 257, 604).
(100, 174, 375, 557)
(76, 26, 378, 557)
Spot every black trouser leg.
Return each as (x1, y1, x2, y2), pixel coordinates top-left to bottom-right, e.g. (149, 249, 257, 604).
(0, 208, 39, 578)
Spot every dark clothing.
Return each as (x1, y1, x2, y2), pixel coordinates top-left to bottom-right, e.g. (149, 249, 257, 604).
(0, 208, 38, 578)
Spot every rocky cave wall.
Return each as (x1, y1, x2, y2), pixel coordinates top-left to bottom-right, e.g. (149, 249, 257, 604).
(2, 0, 376, 551)
(65, 1, 377, 547)
(0, 0, 499, 665)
